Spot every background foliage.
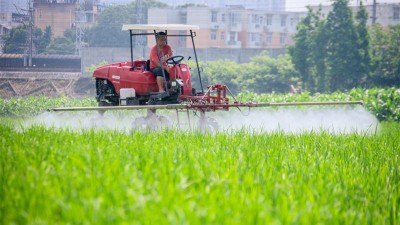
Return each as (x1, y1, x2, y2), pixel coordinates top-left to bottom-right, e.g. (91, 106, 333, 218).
(289, 0, 400, 92)
(86, 0, 166, 47)
(1, 25, 52, 54)
(1, 0, 399, 92)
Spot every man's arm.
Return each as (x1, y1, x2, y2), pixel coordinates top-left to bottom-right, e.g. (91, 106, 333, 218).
(149, 47, 162, 67)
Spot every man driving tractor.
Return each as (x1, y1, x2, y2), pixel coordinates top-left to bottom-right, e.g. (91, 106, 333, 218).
(149, 32, 173, 93)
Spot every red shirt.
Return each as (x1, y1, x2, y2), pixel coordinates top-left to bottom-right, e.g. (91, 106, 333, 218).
(149, 44, 173, 70)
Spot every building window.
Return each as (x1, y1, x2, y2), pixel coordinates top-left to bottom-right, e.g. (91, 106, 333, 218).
(250, 14, 258, 23)
(178, 31, 186, 47)
(229, 12, 239, 25)
(249, 32, 260, 43)
(394, 7, 400, 20)
(180, 12, 187, 24)
(281, 15, 287, 27)
(229, 32, 236, 44)
(221, 31, 225, 40)
(221, 14, 225, 22)
(280, 33, 286, 44)
(290, 17, 296, 27)
(266, 33, 272, 45)
(211, 31, 217, 40)
(266, 15, 272, 26)
(211, 11, 218, 23)
(251, 14, 262, 27)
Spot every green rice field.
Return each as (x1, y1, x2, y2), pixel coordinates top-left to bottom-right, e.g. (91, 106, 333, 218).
(1, 119, 399, 224)
(1, 91, 399, 224)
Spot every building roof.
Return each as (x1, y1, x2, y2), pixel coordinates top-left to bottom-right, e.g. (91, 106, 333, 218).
(0, 54, 80, 59)
(122, 24, 200, 31)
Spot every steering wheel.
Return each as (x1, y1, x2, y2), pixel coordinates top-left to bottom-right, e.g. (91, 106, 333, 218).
(166, 55, 184, 65)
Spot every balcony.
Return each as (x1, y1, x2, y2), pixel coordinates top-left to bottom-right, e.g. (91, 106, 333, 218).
(227, 23, 242, 32)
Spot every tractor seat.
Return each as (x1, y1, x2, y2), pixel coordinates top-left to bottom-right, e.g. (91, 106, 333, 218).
(144, 59, 150, 71)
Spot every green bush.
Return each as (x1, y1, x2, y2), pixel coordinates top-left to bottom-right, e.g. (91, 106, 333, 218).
(0, 96, 96, 117)
(238, 88, 400, 121)
(1, 88, 399, 121)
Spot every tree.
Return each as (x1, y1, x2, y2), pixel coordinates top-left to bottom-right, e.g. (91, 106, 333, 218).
(354, 2, 370, 86)
(369, 24, 400, 87)
(1, 26, 27, 53)
(44, 28, 77, 54)
(309, 9, 329, 93)
(2, 25, 53, 54)
(289, 0, 399, 91)
(200, 60, 242, 94)
(36, 26, 52, 54)
(240, 51, 298, 93)
(325, 0, 361, 91)
(383, 25, 400, 87)
(63, 28, 77, 43)
(86, 0, 167, 47)
(192, 51, 298, 94)
(45, 37, 75, 55)
(288, 7, 316, 92)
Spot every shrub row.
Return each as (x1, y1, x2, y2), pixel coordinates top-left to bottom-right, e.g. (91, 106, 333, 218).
(0, 88, 399, 121)
(238, 87, 400, 121)
(0, 96, 96, 117)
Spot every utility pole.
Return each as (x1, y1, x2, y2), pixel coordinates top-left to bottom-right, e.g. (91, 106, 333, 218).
(75, 0, 90, 75)
(21, 0, 33, 67)
(28, 0, 33, 67)
(372, 0, 377, 24)
(75, 1, 85, 56)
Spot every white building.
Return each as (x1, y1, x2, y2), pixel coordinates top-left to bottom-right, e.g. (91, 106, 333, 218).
(157, 0, 285, 11)
(148, 6, 305, 49)
(309, 2, 400, 27)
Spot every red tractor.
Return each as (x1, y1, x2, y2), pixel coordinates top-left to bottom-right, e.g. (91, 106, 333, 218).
(93, 24, 204, 107)
(91, 24, 232, 130)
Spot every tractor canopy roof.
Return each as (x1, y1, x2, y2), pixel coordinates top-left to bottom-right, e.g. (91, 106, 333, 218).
(122, 24, 200, 32)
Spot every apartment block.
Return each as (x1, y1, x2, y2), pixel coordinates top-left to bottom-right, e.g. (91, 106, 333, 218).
(309, 2, 400, 27)
(148, 6, 305, 49)
(157, 0, 285, 11)
(33, 0, 99, 37)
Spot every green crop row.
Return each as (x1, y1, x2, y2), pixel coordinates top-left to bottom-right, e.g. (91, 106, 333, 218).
(0, 87, 399, 121)
(238, 87, 400, 121)
(0, 96, 97, 117)
(0, 122, 399, 224)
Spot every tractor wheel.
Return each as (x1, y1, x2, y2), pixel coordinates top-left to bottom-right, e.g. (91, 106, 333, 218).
(198, 117, 219, 133)
(96, 79, 119, 106)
